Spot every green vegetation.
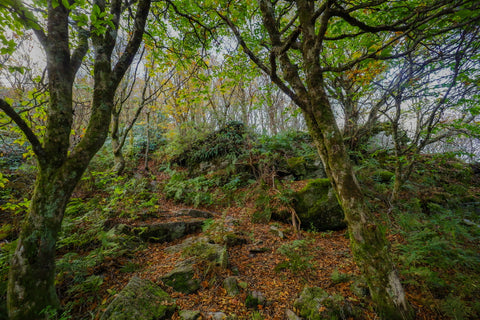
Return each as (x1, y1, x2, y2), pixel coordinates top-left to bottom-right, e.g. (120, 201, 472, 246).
(1, 0, 479, 318)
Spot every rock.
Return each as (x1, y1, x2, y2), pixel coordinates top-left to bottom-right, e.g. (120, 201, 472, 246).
(100, 276, 176, 320)
(222, 232, 248, 247)
(223, 277, 240, 296)
(161, 259, 200, 294)
(176, 208, 216, 219)
(209, 312, 228, 320)
(293, 286, 356, 320)
(179, 310, 202, 320)
(292, 179, 346, 231)
(129, 220, 204, 242)
(245, 291, 266, 309)
(293, 286, 329, 320)
(269, 225, 284, 239)
(287, 156, 307, 179)
(165, 236, 210, 254)
(167, 237, 228, 268)
(285, 309, 302, 320)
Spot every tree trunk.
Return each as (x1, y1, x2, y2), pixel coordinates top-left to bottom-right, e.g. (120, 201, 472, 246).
(302, 85, 413, 319)
(113, 145, 126, 175)
(262, 0, 412, 315)
(4, 0, 151, 317)
(111, 113, 126, 175)
(7, 165, 81, 319)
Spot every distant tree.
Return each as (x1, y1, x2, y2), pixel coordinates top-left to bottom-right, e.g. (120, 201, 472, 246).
(0, 0, 151, 318)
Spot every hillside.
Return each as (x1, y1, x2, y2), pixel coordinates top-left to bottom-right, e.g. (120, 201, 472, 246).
(1, 127, 479, 320)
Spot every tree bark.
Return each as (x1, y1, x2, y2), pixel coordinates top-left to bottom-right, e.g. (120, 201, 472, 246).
(5, 0, 151, 317)
(7, 166, 83, 318)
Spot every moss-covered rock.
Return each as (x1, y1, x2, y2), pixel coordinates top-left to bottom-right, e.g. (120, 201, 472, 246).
(287, 156, 307, 178)
(292, 179, 346, 231)
(245, 291, 266, 309)
(223, 277, 240, 296)
(293, 286, 355, 320)
(100, 276, 176, 320)
(161, 260, 200, 294)
(128, 220, 204, 243)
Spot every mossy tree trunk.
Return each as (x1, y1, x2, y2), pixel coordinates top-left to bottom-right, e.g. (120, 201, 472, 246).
(1, 0, 151, 318)
(262, 1, 412, 318)
(220, 0, 416, 318)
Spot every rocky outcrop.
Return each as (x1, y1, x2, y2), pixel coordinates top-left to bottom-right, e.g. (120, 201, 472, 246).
(101, 276, 176, 320)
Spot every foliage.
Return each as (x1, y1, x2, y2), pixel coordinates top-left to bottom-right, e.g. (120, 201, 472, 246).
(163, 170, 220, 207)
(55, 195, 145, 317)
(171, 121, 247, 167)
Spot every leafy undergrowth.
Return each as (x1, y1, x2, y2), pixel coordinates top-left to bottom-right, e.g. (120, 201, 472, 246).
(51, 169, 373, 319)
(1, 144, 479, 319)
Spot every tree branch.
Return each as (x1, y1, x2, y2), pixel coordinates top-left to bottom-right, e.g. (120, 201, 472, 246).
(0, 99, 45, 159)
(111, 0, 151, 88)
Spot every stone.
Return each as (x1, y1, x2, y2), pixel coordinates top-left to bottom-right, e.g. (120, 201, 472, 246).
(167, 237, 229, 268)
(269, 225, 284, 239)
(100, 276, 176, 320)
(165, 236, 210, 254)
(285, 309, 302, 320)
(245, 291, 266, 309)
(286, 156, 307, 179)
(179, 310, 202, 320)
(222, 232, 248, 247)
(292, 179, 346, 231)
(293, 286, 356, 320)
(209, 312, 228, 320)
(161, 260, 200, 294)
(176, 208, 216, 219)
(223, 277, 240, 296)
(129, 220, 204, 242)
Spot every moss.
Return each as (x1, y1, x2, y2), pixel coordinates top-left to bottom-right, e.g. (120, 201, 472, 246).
(372, 170, 394, 183)
(293, 179, 345, 231)
(101, 277, 176, 320)
(286, 156, 307, 178)
(161, 263, 200, 294)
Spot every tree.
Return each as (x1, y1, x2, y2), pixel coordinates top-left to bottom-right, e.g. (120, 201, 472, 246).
(213, 0, 480, 318)
(0, 0, 151, 318)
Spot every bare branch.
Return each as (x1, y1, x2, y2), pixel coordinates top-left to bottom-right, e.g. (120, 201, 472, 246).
(0, 98, 45, 159)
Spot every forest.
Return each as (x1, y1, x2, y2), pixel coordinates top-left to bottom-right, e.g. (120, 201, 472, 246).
(0, 0, 479, 319)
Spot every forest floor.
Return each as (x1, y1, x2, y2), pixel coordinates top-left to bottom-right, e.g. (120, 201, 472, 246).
(61, 165, 440, 320)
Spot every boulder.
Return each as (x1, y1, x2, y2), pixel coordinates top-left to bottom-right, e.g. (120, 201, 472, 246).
(129, 220, 204, 242)
(293, 286, 355, 320)
(175, 208, 216, 219)
(100, 276, 176, 320)
(292, 179, 346, 231)
(161, 259, 200, 294)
